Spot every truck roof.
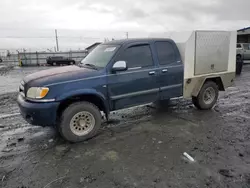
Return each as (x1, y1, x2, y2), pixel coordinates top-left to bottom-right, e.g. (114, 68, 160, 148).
(104, 38, 173, 45)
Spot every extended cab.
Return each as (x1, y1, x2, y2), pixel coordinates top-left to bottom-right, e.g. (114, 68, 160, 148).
(17, 31, 236, 142)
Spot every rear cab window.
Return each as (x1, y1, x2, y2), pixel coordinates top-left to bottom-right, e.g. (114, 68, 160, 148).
(155, 41, 176, 65)
(116, 44, 154, 69)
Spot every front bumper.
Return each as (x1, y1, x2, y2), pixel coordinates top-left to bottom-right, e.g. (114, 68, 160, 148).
(17, 94, 60, 126)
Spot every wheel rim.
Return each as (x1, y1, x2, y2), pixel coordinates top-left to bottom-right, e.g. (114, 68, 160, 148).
(203, 87, 216, 105)
(70, 111, 95, 136)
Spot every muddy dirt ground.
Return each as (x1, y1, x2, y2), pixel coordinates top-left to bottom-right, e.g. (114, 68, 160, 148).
(0, 66, 250, 188)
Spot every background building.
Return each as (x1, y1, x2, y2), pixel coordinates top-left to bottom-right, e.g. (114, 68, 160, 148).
(237, 27, 250, 43)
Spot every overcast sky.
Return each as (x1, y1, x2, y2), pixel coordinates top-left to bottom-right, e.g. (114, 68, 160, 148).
(0, 0, 250, 52)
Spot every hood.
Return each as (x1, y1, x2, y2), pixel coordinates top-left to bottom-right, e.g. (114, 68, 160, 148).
(24, 65, 82, 83)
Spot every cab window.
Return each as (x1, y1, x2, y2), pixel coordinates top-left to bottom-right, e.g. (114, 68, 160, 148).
(117, 44, 153, 69)
(155, 41, 176, 65)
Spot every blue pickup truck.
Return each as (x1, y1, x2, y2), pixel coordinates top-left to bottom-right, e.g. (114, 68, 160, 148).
(17, 38, 233, 142)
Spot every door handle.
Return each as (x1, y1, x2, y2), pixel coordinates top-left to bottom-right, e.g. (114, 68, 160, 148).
(162, 69, 168, 73)
(148, 71, 155, 75)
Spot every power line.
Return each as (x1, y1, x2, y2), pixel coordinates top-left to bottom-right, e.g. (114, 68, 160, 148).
(126, 32, 128, 39)
(0, 36, 101, 39)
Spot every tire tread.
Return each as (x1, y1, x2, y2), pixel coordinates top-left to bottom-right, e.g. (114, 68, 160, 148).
(192, 81, 219, 110)
(58, 101, 101, 142)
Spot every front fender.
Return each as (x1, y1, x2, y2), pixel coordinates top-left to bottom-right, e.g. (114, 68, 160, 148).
(56, 89, 109, 113)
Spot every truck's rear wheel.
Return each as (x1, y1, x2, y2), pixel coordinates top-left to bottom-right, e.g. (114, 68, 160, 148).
(192, 81, 219, 110)
(59, 102, 102, 142)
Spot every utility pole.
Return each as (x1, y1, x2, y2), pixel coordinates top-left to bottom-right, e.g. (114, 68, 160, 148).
(126, 32, 128, 39)
(55, 29, 59, 51)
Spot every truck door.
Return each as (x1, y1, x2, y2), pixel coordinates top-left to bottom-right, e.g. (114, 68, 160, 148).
(243, 44, 250, 60)
(107, 43, 159, 110)
(154, 41, 184, 100)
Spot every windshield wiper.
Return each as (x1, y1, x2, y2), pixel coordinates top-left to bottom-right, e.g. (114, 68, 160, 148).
(83, 63, 98, 70)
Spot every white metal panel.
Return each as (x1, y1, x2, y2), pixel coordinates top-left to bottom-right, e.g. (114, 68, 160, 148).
(194, 31, 230, 75)
(181, 31, 196, 79)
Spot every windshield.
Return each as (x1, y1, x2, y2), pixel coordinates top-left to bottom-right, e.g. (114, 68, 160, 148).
(81, 44, 120, 68)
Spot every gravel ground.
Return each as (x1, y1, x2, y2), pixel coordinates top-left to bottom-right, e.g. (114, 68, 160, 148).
(0, 65, 250, 188)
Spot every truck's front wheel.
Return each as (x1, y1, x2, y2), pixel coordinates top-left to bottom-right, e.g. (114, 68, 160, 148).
(59, 102, 102, 142)
(192, 81, 219, 110)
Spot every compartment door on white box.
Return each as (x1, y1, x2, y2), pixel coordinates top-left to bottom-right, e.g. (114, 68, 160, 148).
(194, 31, 230, 75)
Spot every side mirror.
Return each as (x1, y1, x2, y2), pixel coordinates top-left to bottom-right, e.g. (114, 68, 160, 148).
(112, 61, 127, 72)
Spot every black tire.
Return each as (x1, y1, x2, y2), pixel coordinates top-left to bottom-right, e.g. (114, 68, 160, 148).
(53, 62, 57, 66)
(236, 54, 242, 60)
(192, 81, 219, 110)
(236, 56, 243, 75)
(153, 99, 170, 111)
(192, 97, 200, 109)
(58, 101, 102, 142)
(155, 99, 170, 106)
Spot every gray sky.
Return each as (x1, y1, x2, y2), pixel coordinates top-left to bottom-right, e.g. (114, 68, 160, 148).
(0, 0, 250, 51)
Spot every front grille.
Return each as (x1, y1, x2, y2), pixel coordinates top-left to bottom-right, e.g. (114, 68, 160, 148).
(19, 81, 25, 97)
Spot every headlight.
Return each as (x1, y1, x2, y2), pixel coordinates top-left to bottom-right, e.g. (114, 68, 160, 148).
(27, 87, 49, 99)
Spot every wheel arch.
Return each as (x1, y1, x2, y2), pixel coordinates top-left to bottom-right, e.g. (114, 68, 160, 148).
(56, 90, 109, 119)
(191, 76, 225, 97)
